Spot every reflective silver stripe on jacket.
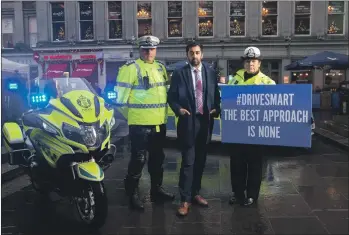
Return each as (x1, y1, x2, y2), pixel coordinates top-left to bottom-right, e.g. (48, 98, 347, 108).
(116, 82, 166, 89)
(134, 62, 143, 85)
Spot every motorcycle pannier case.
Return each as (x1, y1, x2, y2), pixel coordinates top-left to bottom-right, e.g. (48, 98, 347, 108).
(2, 122, 27, 165)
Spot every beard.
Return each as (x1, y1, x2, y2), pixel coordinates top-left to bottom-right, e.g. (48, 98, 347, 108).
(190, 58, 201, 67)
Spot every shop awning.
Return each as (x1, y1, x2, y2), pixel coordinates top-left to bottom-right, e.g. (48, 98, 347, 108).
(285, 51, 349, 70)
(72, 64, 97, 78)
(44, 64, 68, 78)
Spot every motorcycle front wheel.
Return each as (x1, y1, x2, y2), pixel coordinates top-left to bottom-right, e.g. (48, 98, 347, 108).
(74, 181, 108, 229)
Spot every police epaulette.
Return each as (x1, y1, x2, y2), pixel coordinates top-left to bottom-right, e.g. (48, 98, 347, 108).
(125, 60, 136, 66)
(156, 60, 165, 66)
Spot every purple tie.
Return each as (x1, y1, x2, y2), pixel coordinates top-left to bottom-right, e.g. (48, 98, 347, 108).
(194, 69, 203, 114)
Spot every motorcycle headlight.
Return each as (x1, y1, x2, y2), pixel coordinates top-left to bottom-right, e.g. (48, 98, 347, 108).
(62, 123, 106, 148)
(81, 125, 97, 147)
(42, 122, 59, 135)
(62, 123, 85, 145)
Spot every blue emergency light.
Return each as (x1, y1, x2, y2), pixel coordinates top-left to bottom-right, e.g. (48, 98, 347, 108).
(107, 91, 117, 100)
(8, 82, 19, 90)
(29, 93, 49, 108)
(31, 94, 47, 103)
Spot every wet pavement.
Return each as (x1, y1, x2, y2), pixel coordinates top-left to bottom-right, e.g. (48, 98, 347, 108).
(2, 136, 348, 235)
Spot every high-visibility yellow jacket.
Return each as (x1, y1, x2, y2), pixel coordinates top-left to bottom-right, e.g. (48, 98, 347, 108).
(115, 58, 168, 125)
(228, 69, 276, 85)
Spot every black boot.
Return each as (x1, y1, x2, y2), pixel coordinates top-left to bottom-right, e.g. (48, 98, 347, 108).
(150, 171, 174, 202)
(124, 177, 144, 211)
(124, 178, 132, 196)
(129, 188, 145, 211)
(243, 197, 257, 207)
(229, 192, 245, 205)
(150, 186, 175, 203)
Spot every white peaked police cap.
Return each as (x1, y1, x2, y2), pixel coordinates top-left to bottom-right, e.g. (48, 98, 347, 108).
(241, 46, 262, 60)
(137, 35, 160, 49)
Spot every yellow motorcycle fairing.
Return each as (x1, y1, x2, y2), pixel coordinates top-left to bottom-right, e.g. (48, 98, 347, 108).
(2, 122, 24, 144)
(38, 109, 89, 153)
(37, 90, 113, 152)
(2, 122, 24, 153)
(49, 90, 113, 124)
(2, 122, 27, 166)
(19, 89, 114, 169)
(29, 129, 75, 168)
(76, 161, 104, 181)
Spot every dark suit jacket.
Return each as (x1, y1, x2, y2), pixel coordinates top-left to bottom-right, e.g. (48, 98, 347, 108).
(167, 62, 221, 148)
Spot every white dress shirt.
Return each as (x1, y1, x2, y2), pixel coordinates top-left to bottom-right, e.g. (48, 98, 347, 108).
(189, 63, 203, 99)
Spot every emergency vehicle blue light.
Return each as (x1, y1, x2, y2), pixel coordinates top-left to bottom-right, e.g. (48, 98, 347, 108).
(30, 94, 47, 103)
(107, 91, 117, 99)
(8, 83, 18, 90)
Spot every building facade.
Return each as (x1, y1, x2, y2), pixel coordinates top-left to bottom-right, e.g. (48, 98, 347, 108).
(2, 1, 349, 90)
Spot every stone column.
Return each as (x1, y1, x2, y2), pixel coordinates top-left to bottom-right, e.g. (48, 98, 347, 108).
(214, 1, 228, 38)
(124, 1, 136, 39)
(152, 1, 166, 39)
(246, 1, 260, 37)
(36, 1, 49, 41)
(14, 1, 24, 43)
(218, 59, 228, 76)
(183, 1, 196, 38)
(65, 1, 77, 41)
(95, 1, 106, 41)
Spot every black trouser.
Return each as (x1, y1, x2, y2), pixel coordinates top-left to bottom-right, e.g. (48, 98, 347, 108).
(179, 114, 209, 202)
(230, 144, 264, 200)
(125, 124, 166, 195)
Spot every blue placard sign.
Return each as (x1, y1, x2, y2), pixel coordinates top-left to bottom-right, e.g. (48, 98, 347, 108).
(220, 84, 312, 148)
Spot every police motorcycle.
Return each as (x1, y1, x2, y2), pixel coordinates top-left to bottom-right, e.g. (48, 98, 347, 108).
(2, 76, 117, 229)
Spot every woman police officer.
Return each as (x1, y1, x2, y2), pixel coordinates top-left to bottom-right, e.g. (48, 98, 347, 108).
(223, 46, 275, 206)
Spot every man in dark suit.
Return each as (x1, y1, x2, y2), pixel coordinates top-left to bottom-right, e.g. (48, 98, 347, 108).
(167, 42, 221, 216)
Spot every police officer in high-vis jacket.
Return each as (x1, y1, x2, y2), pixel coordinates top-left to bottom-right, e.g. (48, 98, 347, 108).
(224, 46, 275, 206)
(115, 35, 174, 210)
(227, 47, 276, 86)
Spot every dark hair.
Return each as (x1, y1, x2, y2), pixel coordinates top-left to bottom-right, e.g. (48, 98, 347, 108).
(186, 42, 203, 53)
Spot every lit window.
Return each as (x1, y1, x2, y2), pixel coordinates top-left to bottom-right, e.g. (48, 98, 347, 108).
(294, 1, 311, 35)
(198, 1, 213, 37)
(51, 2, 65, 41)
(79, 2, 94, 40)
(229, 1, 245, 36)
(291, 70, 312, 84)
(168, 1, 183, 38)
(262, 1, 278, 36)
(108, 1, 123, 39)
(327, 1, 344, 35)
(137, 2, 152, 37)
